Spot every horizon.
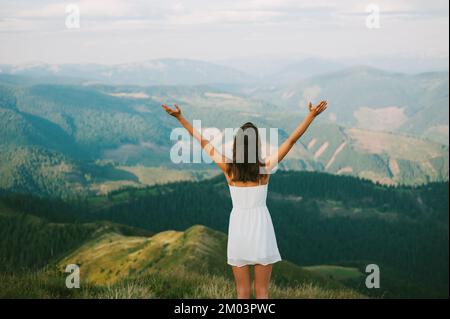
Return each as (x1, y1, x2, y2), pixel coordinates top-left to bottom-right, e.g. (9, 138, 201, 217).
(1, 56, 449, 76)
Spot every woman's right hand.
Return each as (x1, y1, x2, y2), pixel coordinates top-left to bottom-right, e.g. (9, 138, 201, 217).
(308, 100, 328, 117)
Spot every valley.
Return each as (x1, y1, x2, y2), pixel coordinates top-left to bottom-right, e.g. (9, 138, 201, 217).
(1, 64, 448, 197)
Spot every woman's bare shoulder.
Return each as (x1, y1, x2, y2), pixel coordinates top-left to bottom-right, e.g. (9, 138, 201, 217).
(261, 174, 270, 185)
(224, 171, 233, 185)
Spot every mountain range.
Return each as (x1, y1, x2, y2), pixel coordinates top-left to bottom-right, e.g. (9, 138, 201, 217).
(1, 62, 448, 196)
(0, 59, 253, 86)
(246, 66, 449, 145)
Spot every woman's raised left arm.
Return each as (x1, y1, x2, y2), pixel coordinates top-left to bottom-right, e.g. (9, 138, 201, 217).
(161, 104, 230, 173)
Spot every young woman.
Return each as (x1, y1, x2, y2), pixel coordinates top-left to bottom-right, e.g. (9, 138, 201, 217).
(162, 100, 328, 299)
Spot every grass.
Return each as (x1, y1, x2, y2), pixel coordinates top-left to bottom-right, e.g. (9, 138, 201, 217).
(56, 224, 358, 293)
(58, 225, 231, 285)
(0, 224, 365, 299)
(0, 268, 363, 299)
(304, 265, 364, 282)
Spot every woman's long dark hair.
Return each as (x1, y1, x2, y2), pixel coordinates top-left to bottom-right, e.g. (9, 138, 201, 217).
(227, 122, 266, 183)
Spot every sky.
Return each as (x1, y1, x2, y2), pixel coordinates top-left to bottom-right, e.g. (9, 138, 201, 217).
(0, 0, 448, 65)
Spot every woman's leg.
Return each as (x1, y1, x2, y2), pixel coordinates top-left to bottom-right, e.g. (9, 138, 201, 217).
(231, 265, 251, 299)
(254, 264, 273, 299)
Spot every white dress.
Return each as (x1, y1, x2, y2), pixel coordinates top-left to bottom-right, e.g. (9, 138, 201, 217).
(227, 182, 282, 267)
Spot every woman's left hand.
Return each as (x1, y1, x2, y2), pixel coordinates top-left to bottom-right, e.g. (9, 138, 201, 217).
(308, 100, 328, 118)
(161, 103, 182, 118)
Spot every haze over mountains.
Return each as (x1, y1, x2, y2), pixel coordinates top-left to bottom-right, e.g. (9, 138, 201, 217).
(0, 58, 448, 196)
(249, 66, 449, 145)
(0, 59, 253, 86)
(2, 56, 448, 85)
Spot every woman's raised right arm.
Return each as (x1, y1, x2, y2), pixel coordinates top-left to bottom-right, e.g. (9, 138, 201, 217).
(265, 100, 328, 171)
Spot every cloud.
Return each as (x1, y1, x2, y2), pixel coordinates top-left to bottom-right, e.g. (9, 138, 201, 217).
(0, 0, 169, 32)
(1, 0, 448, 28)
(0, 0, 447, 64)
(165, 9, 284, 25)
(16, 0, 138, 19)
(339, 0, 449, 18)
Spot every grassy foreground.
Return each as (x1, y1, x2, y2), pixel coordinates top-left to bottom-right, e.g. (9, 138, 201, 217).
(0, 268, 363, 299)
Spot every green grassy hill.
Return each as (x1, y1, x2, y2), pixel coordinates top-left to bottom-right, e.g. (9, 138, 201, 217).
(0, 210, 362, 299)
(58, 224, 348, 291)
(58, 225, 228, 285)
(54, 224, 362, 299)
(0, 202, 152, 272)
